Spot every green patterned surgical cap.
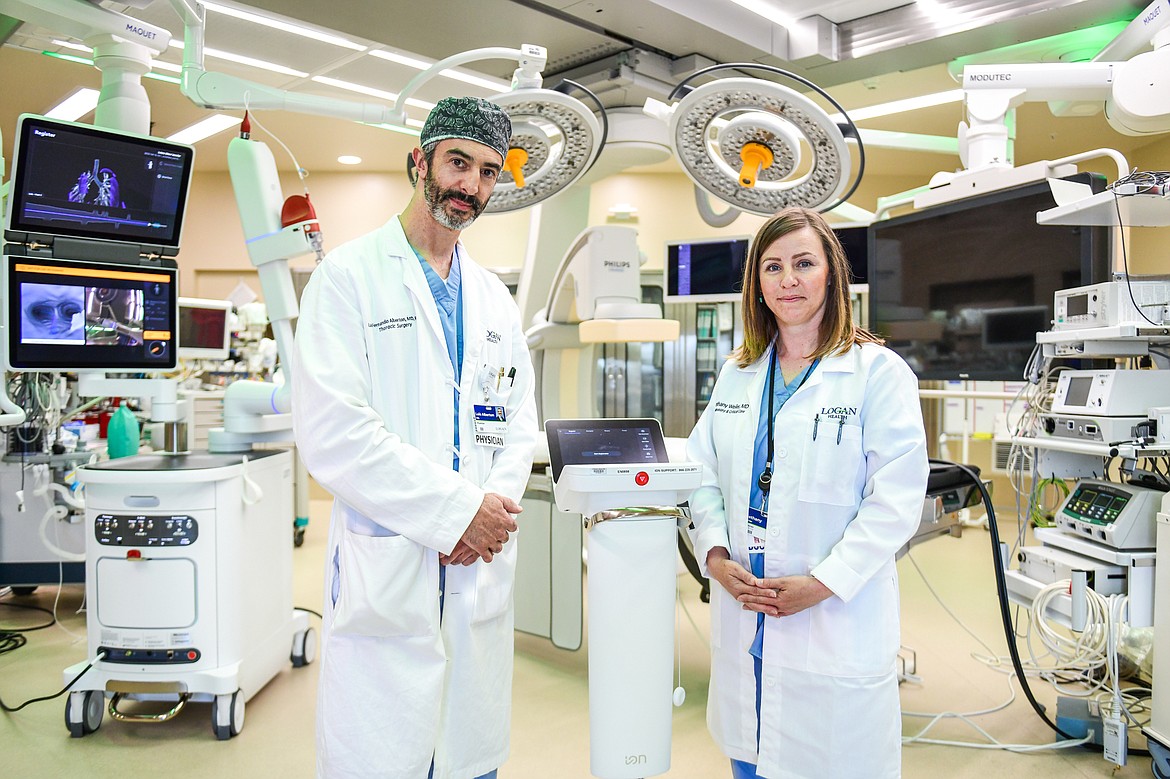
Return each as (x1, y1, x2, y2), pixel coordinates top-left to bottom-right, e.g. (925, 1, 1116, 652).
(419, 96, 512, 163)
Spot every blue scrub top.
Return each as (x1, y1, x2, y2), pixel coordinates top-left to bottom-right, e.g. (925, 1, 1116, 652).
(416, 247, 464, 471)
(747, 353, 818, 659)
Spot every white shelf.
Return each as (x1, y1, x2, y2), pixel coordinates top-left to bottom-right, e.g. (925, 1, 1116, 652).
(1037, 191, 1170, 227)
(1012, 434, 1170, 458)
(1036, 323, 1170, 357)
(1005, 569, 1072, 628)
(1037, 323, 1170, 343)
(1035, 527, 1156, 567)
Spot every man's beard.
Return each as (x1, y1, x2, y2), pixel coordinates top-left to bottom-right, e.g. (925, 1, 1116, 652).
(424, 170, 486, 230)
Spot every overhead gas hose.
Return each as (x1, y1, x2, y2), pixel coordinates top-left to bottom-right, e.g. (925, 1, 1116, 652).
(929, 458, 1151, 757)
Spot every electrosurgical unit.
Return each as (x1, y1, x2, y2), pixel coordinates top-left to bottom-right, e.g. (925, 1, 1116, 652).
(1053, 479, 1164, 550)
(1054, 279, 1170, 330)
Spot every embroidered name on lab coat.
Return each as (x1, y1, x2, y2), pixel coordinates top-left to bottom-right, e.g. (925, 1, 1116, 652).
(485, 329, 501, 344)
(368, 316, 416, 332)
(713, 402, 749, 414)
(820, 406, 858, 421)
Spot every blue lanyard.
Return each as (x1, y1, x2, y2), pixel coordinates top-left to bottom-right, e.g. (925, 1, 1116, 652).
(758, 348, 816, 494)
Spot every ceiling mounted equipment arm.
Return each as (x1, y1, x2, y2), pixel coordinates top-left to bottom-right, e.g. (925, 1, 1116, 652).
(166, 1, 603, 210)
(644, 62, 865, 216)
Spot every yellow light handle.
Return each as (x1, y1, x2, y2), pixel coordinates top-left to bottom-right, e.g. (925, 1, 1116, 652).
(505, 147, 529, 188)
(738, 142, 774, 188)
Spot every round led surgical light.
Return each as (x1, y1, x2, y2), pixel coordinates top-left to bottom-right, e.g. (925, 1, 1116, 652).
(665, 66, 864, 215)
(485, 88, 603, 213)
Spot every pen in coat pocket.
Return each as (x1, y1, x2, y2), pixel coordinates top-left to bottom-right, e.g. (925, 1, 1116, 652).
(812, 414, 819, 441)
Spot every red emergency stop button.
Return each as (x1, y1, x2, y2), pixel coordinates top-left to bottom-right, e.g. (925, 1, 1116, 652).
(127, 549, 141, 559)
(635, 471, 650, 486)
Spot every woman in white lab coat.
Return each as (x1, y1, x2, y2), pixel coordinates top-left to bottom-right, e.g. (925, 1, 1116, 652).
(686, 207, 928, 779)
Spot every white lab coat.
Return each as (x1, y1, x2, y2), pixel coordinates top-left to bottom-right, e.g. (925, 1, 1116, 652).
(686, 342, 927, 779)
(292, 217, 538, 779)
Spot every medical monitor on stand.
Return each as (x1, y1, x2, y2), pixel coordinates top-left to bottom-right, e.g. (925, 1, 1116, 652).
(1, 115, 192, 373)
(664, 237, 750, 303)
(178, 297, 233, 361)
(4, 114, 195, 254)
(2, 255, 178, 372)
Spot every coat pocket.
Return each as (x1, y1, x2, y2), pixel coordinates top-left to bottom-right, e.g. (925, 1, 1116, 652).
(798, 423, 862, 507)
(332, 528, 437, 638)
(471, 540, 517, 625)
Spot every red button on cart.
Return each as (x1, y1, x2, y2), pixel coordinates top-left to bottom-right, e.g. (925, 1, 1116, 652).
(635, 471, 650, 486)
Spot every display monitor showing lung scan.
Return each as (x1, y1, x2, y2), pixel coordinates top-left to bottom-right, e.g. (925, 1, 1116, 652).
(5, 114, 195, 250)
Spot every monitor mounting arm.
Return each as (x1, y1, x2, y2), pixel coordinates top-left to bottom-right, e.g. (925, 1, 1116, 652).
(0, 0, 170, 134)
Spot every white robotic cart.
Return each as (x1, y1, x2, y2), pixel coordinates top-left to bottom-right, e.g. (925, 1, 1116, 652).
(63, 450, 314, 740)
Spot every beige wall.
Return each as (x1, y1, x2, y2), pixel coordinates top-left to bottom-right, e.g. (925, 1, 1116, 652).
(177, 151, 1168, 301)
(1124, 133, 1170, 275)
(176, 170, 532, 298)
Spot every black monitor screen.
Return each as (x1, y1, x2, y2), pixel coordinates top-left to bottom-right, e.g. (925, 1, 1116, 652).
(6, 114, 195, 249)
(868, 178, 1109, 380)
(665, 237, 749, 302)
(5, 255, 177, 371)
(544, 418, 668, 481)
(833, 225, 868, 285)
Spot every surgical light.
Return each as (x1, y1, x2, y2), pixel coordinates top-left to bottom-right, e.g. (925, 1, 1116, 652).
(646, 64, 864, 216)
(310, 75, 434, 111)
(484, 87, 604, 213)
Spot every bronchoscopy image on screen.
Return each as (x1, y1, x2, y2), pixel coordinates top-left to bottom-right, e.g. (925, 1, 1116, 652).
(7, 257, 176, 372)
(20, 283, 85, 343)
(19, 283, 144, 346)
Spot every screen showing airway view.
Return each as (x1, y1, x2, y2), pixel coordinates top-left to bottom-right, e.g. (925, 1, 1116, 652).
(7, 258, 176, 371)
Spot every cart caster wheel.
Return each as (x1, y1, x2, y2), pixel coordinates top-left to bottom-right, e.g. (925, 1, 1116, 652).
(65, 690, 103, 738)
(291, 627, 317, 668)
(212, 690, 244, 740)
(293, 527, 305, 547)
(1151, 738, 1170, 778)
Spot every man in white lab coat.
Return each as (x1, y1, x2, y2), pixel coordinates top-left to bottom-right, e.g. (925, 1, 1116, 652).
(293, 96, 539, 779)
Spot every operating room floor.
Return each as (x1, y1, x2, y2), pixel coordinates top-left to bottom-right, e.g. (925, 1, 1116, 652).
(0, 500, 1155, 778)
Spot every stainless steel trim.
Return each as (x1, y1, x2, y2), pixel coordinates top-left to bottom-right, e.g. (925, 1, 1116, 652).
(584, 505, 690, 529)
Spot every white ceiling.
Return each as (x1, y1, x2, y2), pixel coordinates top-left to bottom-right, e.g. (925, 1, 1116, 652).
(0, 0, 1157, 189)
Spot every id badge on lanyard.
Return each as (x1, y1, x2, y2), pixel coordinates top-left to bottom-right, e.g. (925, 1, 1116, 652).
(473, 404, 507, 449)
(747, 503, 767, 554)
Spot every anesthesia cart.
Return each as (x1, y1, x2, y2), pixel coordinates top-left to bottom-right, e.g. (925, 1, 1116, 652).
(63, 450, 314, 740)
(546, 418, 701, 779)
